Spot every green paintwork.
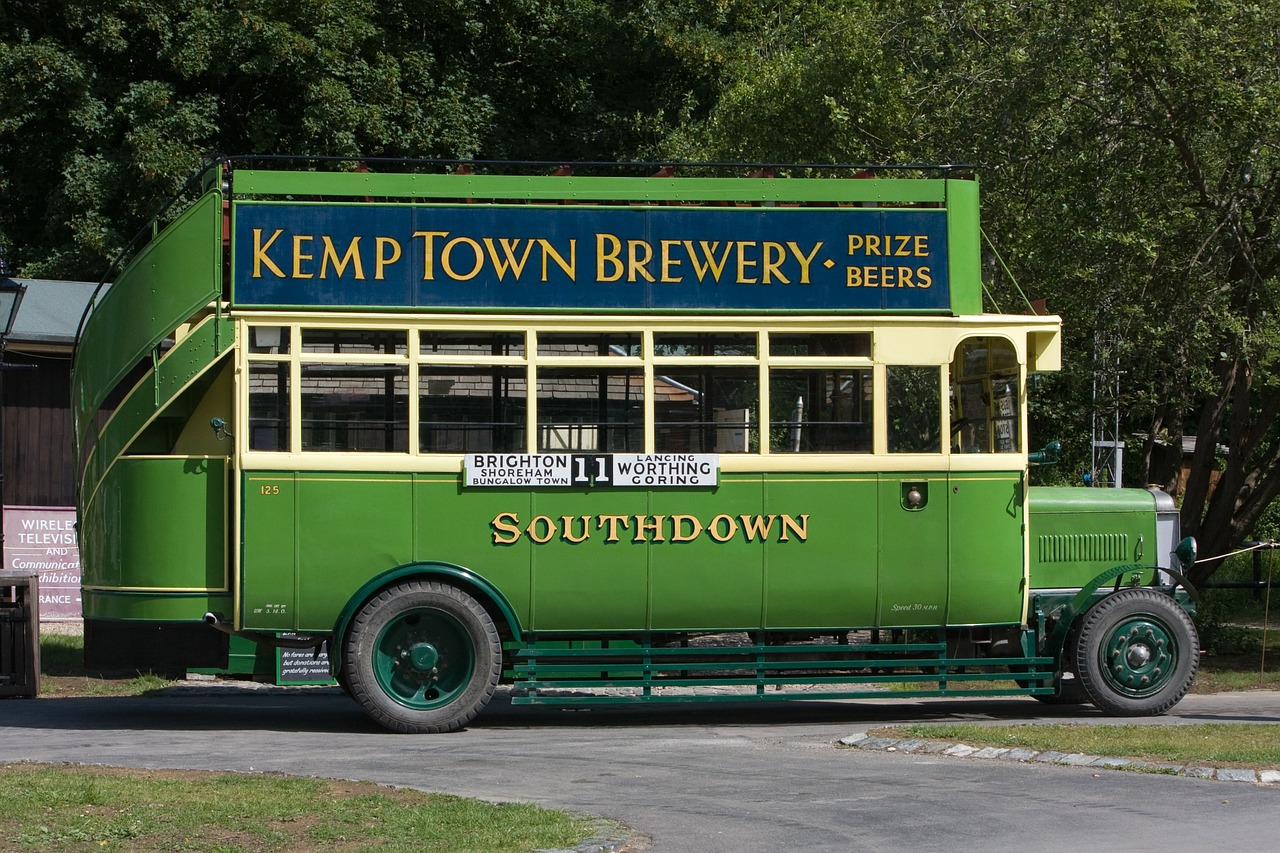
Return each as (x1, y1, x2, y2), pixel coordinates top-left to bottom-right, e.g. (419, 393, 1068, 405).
(79, 321, 233, 512)
(233, 170, 953, 205)
(949, 474, 1025, 624)
(1028, 486, 1159, 590)
(73, 191, 223, 451)
(82, 590, 233, 621)
(241, 470, 1033, 637)
(945, 179, 983, 315)
(81, 457, 226, 591)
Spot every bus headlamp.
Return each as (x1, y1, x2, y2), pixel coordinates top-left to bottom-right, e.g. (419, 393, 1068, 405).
(1176, 536, 1197, 570)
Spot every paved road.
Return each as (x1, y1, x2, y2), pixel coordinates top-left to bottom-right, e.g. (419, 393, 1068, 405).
(4, 686, 1280, 852)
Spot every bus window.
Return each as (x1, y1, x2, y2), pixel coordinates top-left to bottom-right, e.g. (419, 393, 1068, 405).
(653, 366, 758, 453)
(769, 332, 870, 357)
(886, 365, 942, 453)
(536, 367, 644, 451)
(302, 328, 407, 355)
(654, 332, 757, 357)
(538, 332, 641, 357)
(248, 362, 289, 451)
(301, 363, 409, 452)
(421, 366, 526, 452)
(951, 337, 1020, 453)
(421, 330, 524, 357)
(770, 368, 872, 452)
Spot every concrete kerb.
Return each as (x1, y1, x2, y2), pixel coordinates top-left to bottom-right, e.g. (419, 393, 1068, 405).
(837, 732, 1273, 784)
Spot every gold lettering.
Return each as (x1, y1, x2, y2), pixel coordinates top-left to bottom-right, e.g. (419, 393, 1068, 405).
(442, 237, 484, 281)
(252, 228, 286, 278)
(671, 514, 703, 542)
(761, 242, 788, 284)
(375, 237, 401, 280)
(915, 235, 929, 256)
(483, 237, 534, 281)
(597, 514, 630, 542)
(917, 266, 932, 288)
(779, 514, 809, 542)
(291, 235, 314, 278)
(735, 241, 758, 283)
(320, 236, 364, 279)
(739, 514, 777, 542)
(491, 512, 523, 545)
(560, 515, 590, 544)
(894, 235, 912, 257)
(633, 514, 666, 543)
(708, 514, 739, 543)
(787, 241, 822, 284)
(597, 233, 623, 281)
(526, 515, 556, 544)
(683, 240, 733, 281)
(660, 240, 682, 283)
(412, 230, 448, 280)
(540, 238, 576, 280)
(628, 239, 655, 282)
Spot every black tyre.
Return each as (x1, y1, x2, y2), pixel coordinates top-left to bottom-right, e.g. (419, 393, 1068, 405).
(345, 580, 501, 733)
(1074, 588, 1199, 716)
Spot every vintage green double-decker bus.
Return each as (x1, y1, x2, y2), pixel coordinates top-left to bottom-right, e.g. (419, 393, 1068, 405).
(73, 157, 1199, 732)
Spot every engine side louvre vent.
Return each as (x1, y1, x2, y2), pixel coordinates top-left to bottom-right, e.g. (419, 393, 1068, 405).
(1037, 533, 1130, 564)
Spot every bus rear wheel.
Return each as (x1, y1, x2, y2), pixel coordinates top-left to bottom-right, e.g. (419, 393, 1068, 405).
(345, 580, 501, 733)
(1074, 588, 1199, 716)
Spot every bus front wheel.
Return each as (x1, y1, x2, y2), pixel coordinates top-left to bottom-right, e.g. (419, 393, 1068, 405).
(345, 580, 501, 733)
(1074, 588, 1199, 716)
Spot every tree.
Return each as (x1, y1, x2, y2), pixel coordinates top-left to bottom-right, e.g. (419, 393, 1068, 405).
(656, 0, 1280, 580)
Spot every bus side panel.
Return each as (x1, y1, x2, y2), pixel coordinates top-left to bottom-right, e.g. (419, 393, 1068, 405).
(241, 472, 297, 630)
(519, 489, 650, 631)
(648, 478, 764, 631)
(877, 475, 949, 627)
(240, 468, 298, 627)
(295, 474, 414, 631)
(416, 481, 536, 629)
(762, 474, 878, 629)
(83, 457, 226, 592)
(948, 473, 1025, 624)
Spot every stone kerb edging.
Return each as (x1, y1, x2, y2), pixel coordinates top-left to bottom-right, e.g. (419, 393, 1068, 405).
(838, 732, 1280, 784)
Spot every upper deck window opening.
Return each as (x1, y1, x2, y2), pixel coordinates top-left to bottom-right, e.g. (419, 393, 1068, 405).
(653, 332, 756, 358)
(886, 365, 942, 454)
(653, 365, 758, 453)
(537, 332, 641, 358)
(421, 365, 526, 453)
(770, 368, 872, 453)
(768, 333, 870, 358)
(301, 362, 409, 452)
(302, 328, 407, 356)
(536, 366, 643, 452)
(421, 331, 525, 357)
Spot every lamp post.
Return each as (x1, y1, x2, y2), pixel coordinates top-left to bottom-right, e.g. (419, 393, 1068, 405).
(0, 248, 28, 575)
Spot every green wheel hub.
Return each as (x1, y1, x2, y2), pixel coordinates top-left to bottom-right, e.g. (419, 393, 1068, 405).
(1098, 617, 1176, 697)
(373, 608, 475, 710)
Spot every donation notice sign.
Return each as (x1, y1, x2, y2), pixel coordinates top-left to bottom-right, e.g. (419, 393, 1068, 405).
(3, 506, 81, 620)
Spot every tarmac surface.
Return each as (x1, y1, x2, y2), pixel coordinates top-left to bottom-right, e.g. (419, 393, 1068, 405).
(4, 683, 1280, 852)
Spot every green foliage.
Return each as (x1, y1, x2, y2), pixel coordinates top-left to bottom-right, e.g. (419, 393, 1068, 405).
(6, 0, 1280, 572)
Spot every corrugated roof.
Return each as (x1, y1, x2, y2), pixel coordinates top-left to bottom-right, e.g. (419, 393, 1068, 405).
(4, 278, 104, 350)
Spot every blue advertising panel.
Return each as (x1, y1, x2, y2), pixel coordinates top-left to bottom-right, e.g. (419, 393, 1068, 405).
(232, 203, 951, 311)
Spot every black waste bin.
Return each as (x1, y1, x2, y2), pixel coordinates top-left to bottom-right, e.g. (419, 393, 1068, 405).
(0, 573, 40, 697)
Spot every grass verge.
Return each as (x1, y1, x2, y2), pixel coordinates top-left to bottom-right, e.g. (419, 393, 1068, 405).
(0, 764, 602, 853)
(871, 723, 1280, 769)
